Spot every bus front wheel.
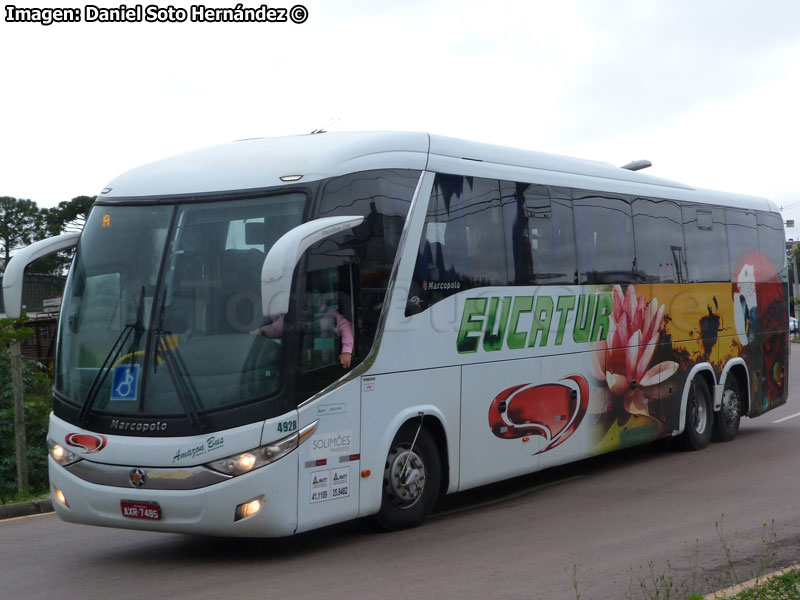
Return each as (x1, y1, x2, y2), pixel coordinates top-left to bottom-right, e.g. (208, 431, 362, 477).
(372, 423, 441, 531)
(680, 376, 713, 451)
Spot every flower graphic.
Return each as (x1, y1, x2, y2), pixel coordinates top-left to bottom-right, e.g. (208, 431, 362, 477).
(592, 284, 677, 417)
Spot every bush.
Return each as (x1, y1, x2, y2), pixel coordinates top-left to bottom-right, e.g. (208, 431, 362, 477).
(0, 318, 53, 503)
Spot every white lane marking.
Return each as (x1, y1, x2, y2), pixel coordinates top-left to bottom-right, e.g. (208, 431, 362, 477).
(773, 411, 800, 424)
(0, 511, 54, 523)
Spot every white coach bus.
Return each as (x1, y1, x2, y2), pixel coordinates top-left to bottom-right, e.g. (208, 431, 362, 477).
(6, 132, 788, 536)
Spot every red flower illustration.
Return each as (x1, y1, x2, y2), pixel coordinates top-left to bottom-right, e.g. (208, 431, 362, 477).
(592, 284, 677, 417)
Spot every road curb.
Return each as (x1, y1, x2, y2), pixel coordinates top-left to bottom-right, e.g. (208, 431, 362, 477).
(705, 564, 800, 599)
(0, 497, 54, 520)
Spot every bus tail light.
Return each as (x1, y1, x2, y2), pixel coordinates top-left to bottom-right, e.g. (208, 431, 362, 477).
(205, 421, 318, 476)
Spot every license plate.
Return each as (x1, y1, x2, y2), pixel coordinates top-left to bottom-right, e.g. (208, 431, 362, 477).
(121, 500, 161, 521)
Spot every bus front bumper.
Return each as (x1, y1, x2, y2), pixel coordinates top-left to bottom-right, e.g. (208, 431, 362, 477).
(48, 454, 299, 537)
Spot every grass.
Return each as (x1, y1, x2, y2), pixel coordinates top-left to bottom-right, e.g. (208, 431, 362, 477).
(568, 516, 800, 600)
(721, 569, 800, 599)
(0, 490, 51, 506)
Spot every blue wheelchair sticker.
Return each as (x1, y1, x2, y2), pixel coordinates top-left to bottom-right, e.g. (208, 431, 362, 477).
(110, 364, 140, 401)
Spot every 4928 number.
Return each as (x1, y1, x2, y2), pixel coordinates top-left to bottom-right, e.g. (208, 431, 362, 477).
(277, 419, 297, 433)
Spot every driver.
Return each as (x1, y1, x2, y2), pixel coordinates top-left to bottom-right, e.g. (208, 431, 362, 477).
(250, 312, 353, 369)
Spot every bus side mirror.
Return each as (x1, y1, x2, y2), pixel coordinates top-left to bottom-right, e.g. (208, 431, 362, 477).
(2, 232, 81, 319)
(261, 216, 363, 319)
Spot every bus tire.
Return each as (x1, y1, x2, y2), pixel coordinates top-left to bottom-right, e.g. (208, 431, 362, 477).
(372, 423, 441, 531)
(712, 376, 742, 443)
(680, 376, 713, 451)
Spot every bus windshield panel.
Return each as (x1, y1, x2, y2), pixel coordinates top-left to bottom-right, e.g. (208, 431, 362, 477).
(54, 194, 307, 427)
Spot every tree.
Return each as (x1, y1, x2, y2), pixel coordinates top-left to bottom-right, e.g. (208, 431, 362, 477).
(0, 195, 94, 496)
(0, 315, 34, 496)
(46, 195, 95, 235)
(0, 197, 46, 271)
(1, 196, 95, 271)
(28, 195, 95, 275)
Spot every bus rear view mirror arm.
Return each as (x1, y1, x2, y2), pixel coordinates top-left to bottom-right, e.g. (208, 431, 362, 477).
(2, 232, 81, 319)
(260, 216, 364, 318)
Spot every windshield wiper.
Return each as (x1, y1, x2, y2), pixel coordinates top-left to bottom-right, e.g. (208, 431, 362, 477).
(78, 287, 146, 424)
(153, 295, 207, 430)
(155, 331, 207, 430)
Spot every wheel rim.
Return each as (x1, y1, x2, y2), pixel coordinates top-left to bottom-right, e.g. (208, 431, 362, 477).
(720, 388, 740, 426)
(384, 445, 426, 509)
(692, 394, 708, 434)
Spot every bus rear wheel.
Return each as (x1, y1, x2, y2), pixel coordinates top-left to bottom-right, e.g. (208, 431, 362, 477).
(372, 423, 441, 531)
(712, 376, 742, 442)
(680, 376, 712, 451)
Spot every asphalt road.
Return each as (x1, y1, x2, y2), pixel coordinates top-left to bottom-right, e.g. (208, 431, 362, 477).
(3, 353, 800, 600)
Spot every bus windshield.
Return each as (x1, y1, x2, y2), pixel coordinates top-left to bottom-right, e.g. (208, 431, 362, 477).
(55, 194, 307, 426)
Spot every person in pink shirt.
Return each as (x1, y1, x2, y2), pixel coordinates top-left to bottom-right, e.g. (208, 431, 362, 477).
(252, 311, 354, 369)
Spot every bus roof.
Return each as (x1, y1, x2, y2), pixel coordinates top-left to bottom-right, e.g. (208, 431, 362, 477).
(100, 131, 778, 212)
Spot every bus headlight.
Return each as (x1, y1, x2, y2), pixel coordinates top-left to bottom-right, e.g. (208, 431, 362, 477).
(206, 436, 296, 476)
(47, 438, 82, 467)
(205, 420, 317, 476)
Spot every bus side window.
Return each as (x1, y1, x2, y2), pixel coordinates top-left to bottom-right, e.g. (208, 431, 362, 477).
(573, 190, 637, 284)
(407, 175, 506, 315)
(726, 208, 759, 281)
(632, 197, 686, 283)
(756, 211, 787, 276)
(318, 169, 418, 359)
(682, 204, 730, 282)
(502, 182, 577, 286)
(300, 265, 356, 374)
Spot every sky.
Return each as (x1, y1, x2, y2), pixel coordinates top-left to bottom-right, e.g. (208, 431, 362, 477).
(2, 0, 800, 236)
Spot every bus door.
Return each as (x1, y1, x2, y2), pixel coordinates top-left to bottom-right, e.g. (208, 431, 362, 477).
(533, 354, 594, 470)
(459, 358, 543, 490)
(295, 262, 362, 533)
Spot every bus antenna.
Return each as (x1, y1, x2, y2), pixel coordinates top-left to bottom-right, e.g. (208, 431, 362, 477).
(310, 117, 339, 134)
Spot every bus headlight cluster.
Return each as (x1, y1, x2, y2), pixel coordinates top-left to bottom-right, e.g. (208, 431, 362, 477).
(47, 438, 82, 467)
(205, 420, 317, 476)
(206, 436, 295, 476)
